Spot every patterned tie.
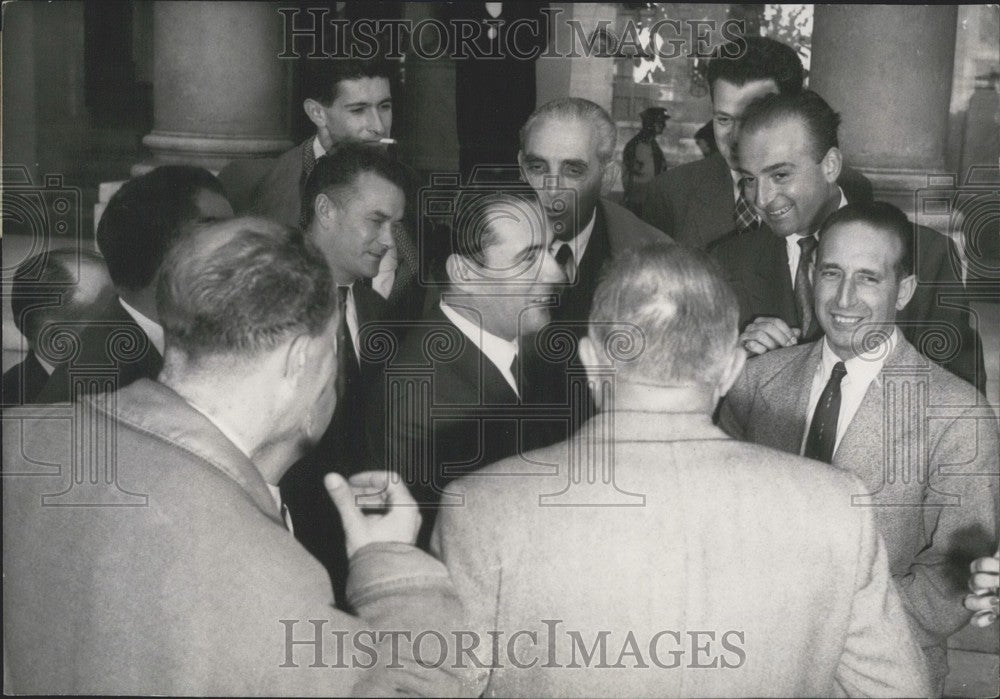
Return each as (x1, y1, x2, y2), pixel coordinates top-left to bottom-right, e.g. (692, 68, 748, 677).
(298, 139, 319, 229)
(804, 361, 848, 463)
(555, 243, 576, 284)
(795, 236, 819, 339)
(735, 180, 759, 234)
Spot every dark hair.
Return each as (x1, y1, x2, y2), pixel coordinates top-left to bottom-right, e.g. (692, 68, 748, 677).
(707, 35, 804, 97)
(157, 216, 337, 361)
(589, 244, 739, 387)
(11, 249, 107, 344)
(447, 190, 545, 271)
(818, 201, 915, 278)
(694, 120, 717, 151)
(301, 144, 411, 227)
(622, 132, 666, 190)
(740, 90, 841, 162)
(302, 58, 394, 105)
(96, 166, 228, 292)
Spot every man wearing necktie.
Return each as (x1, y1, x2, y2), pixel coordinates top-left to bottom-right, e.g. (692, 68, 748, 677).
(279, 143, 408, 599)
(719, 201, 999, 695)
(712, 90, 985, 391)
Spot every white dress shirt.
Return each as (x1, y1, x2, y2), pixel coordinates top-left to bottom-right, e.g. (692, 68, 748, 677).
(550, 208, 597, 283)
(118, 297, 165, 356)
(784, 189, 849, 285)
(439, 300, 519, 396)
(340, 283, 361, 362)
(314, 137, 398, 301)
(801, 328, 899, 456)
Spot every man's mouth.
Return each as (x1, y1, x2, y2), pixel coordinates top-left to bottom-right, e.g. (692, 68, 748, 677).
(830, 313, 863, 328)
(766, 204, 793, 218)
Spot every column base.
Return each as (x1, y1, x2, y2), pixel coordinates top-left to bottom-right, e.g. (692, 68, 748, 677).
(136, 131, 294, 174)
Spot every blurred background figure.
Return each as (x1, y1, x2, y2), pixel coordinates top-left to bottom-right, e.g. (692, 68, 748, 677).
(694, 120, 718, 158)
(2, 249, 113, 406)
(622, 130, 666, 216)
(639, 106, 669, 136)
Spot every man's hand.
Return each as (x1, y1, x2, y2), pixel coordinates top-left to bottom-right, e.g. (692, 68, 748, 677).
(325, 471, 421, 558)
(964, 555, 999, 627)
(740, 317, 801, 356)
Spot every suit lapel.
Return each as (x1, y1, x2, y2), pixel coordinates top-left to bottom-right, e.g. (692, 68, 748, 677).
(689, 154, 736, 248)
(754, 342, 823, 454)
(429, 306, 518, 406)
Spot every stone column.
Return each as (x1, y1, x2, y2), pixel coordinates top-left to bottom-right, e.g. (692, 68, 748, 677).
(137, 1, 294, 173)
(810, 5, 958, 213)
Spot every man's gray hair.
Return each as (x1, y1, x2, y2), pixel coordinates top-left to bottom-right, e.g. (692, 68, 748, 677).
(589, 244, 740, 387)
(157, 216, 337, 362)
(520, 97, 617, 166)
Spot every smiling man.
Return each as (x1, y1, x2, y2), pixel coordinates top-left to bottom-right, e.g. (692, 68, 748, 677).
(219, 58, 417, 313)
(719, 201, 998, 696)
(280, 143, 409, 599)
(378, 191, 567, 548)
(712, 90, 985, 390)
(640, 36, 871, 250)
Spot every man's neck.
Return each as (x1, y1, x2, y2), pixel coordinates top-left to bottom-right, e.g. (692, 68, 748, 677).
(598, 381, 716, 416)
(441, 297, 513, 342)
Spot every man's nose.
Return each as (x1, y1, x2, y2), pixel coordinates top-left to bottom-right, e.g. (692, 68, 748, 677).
(754, 178, 772, 210)
(836, 278, 856, 307)
(365, 109, 386, 135)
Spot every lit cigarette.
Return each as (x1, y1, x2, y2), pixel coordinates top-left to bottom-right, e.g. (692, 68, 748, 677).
(378, 138, 397, 145)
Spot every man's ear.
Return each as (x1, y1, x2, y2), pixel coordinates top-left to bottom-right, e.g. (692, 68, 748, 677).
(315, 192, 337, 227)
(715, 344, 747, 402)
(445, 253, 476, 288)
(283, 333, 312, 381)
(303, 98, 326, 130)
(821, 146, 843, 184)
(600, 160, 620, 194)
(517, 150, 528, 178)
(895, 273, 917, 311)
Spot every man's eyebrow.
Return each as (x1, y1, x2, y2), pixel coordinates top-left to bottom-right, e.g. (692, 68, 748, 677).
(760, 161, 796, 174)
(514, 243, 546, 263)
(343, 100, 375, 109)
(561, 159, 589, 170)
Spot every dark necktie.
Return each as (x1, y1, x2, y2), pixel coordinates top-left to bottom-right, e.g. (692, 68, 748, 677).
(735, 181, 759, 234)
(298, 140, 319, 229)
(555, 243, 576, 283)
(804, 361, 848, 463)
(795, 236, 819, 339)
(336, 287, 361, 402)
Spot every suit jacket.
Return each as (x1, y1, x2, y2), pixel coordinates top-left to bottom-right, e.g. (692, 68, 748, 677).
(433, 410, 931, 697)
(2, 379, 467, 695)
(641, 152, 874, 250)
(718, 336, 999, 693)
(280, 282, 390, 602)
(710, 217, 987, 392)
(34, 296, 162, 404)
(218, 139, 423, 320)
(378, 304, 569, 549)
(1, 350, 50, 406)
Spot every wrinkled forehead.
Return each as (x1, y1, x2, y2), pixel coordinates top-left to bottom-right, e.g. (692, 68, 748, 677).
(524, 115, 601, 164)
(332, 76, 392, 104)
(818, 221, 903, 268)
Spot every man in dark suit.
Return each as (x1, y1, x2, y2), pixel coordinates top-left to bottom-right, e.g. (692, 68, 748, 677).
(35, 166, 232, 404)
(3, 249, 113, 406)
(218, 58, 419, 319)
(3, 215, 467, 695)
(381, 191, 566, 548)
(518, 97, 668, 334)
(719, 201, 998, 694)
(434, 244, 931, 697)
(280, 144, 410, 598)
(713, 90, 984, 391)
(641, 36, 872, 250)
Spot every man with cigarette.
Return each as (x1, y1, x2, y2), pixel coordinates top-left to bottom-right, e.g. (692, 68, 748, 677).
(219, 58, 417, 314)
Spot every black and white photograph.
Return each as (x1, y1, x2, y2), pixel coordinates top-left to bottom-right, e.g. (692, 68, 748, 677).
(2, 2, 999, 696)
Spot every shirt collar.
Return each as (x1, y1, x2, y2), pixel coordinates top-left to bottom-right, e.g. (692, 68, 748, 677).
(820, 327, 898, 388)
(312, 135, 327, 160)
(439, 300, 518, 377)
(118, 297, 165, 356)
(553, 208, 597, 260)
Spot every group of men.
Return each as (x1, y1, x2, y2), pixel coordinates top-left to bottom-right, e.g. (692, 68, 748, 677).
(3, 34, 998, 697)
